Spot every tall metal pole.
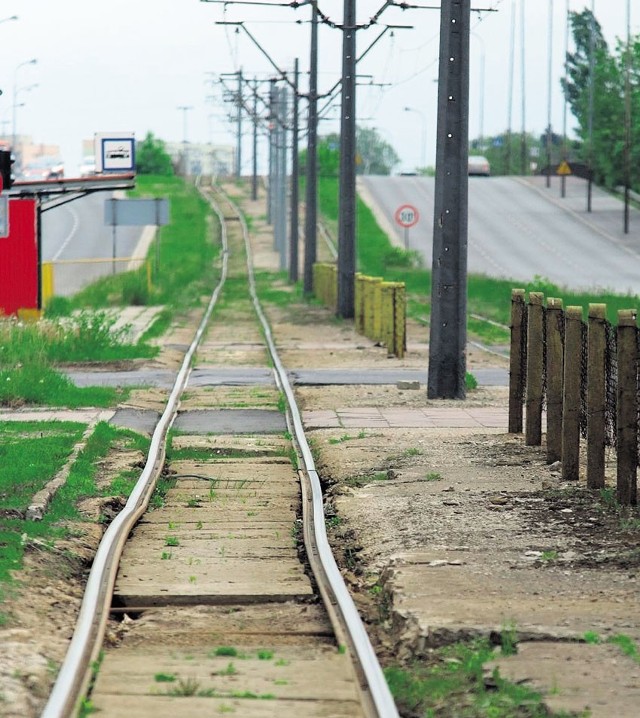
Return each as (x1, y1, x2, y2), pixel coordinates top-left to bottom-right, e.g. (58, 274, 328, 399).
(587, 0, 595, 212)
(236, 69, 243, 178)
(278, 86, 288, 270)
(428, 0, 470, 400)
(290, 59, 300, 282)
(506, 1, 515, 173)
(303, 2, 319, 295)
(520, 0, 527, 175)
(337, 0, 357, 319)
(561, 0, 569, 198)
(268, 79, 277, 224)
(623, 0, 631, 234)
(545, 0, 553, 188)
(177, 105, 192, 177)
(252, 77, 258, 201)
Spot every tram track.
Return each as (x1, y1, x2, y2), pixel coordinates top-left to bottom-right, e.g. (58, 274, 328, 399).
(42, 183, 397, 717)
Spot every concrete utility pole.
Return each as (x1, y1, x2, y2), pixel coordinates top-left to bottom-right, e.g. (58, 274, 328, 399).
(236, 69, 243, 178)
(337, 0, 357, 319)
(428, 0, 470, 400)
(303, 2, 319, 295)
(290, 59, 300, 283)
(252, 77, 258, 201)
(268, 79, 277, 225)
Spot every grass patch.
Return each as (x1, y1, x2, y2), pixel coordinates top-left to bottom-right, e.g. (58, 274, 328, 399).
(0, 421, 150, 618)
(384, 638, 571, 717)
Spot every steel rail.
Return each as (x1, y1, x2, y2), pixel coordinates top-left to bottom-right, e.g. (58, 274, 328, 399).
(211, 186, 399, 718)
(41, 180, 230, 718)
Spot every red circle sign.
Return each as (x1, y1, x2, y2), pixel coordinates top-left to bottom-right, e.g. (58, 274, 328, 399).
(394, 204, 419, 228)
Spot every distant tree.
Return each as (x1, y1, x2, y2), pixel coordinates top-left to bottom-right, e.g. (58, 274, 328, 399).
(355, 126, 399, 175)
(136, 132, 174, 175)
(299, 127, 400, 178)
(562, 9, 640, 190)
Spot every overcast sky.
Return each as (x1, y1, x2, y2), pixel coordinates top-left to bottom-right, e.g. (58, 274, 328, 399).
(0, 1, 636, 174)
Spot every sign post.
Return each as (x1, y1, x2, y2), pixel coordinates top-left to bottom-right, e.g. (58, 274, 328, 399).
(394, 203, 419, 249)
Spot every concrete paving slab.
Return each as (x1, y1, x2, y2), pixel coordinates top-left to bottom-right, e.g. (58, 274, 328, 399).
(174, 409, 286, 434)
(110, 408, 161, 435)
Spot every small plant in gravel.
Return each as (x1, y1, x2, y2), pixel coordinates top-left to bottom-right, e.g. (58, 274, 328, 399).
(540, 550, 559, 562)
(257, 650, 274, 660)
(423, 472, 444, 482)
(165, 536, 180, 547)
(154, 673, 176, 683)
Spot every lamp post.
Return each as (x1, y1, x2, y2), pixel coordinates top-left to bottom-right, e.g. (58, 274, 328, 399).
(471, 32, 485, 146)
(177, 105, 193, 176)
(403, 106, 427, 170)
(12, 58, 37, 166)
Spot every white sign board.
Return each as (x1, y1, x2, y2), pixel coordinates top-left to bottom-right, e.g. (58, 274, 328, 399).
(95, 132, 135, 173)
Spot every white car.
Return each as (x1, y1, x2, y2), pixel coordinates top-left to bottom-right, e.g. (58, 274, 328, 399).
(468, 155, 491, 177)
(79, 155, 96, 177)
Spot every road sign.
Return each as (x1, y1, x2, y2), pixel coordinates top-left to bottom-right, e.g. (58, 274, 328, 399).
(95, 132, 136, 173)
(557, 160, 572, 176)
(394, 204, 419, 229)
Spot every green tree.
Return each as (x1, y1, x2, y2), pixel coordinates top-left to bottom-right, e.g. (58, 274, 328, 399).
(136, 132, 174, 176)
(562, 9, 640, 190)
(355, 126, 399, 175)
(299, 127, 400, 178)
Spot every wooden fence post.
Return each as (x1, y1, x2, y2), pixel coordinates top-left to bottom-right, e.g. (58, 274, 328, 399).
(525, 292, 544, 445)
(587, 304, 607, 489)
(546, 298, 564, 463)
(509, 289, 526, 433)
(562, 306, 583, 481)
(616, 309, 638, 505)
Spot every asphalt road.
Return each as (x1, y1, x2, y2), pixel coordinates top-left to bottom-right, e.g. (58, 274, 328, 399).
(41, 193, 144, 296)
(359, 174, 640, 294)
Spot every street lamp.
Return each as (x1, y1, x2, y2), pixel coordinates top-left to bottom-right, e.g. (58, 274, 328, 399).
(404, 106, 426, 170)
(177, 105, 193, 176)
(471, 31, 485, 145)
(12, 58, 37, 165)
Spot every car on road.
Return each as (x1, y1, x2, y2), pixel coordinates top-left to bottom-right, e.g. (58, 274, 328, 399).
(20, 156, 64, 181)
(468, 155, 491, 177)
(79, 155, 96, 177)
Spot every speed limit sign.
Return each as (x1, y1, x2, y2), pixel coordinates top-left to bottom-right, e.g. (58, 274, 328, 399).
(394, 204, 419, 228)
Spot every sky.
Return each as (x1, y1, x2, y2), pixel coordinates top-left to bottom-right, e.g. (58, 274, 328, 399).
(0, 1, 636, 175)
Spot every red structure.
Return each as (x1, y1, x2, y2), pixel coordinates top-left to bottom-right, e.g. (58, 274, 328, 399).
(0, 198, 38, 315)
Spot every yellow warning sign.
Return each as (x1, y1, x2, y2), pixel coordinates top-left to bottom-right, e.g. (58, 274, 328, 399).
(557, 160, 572, 176)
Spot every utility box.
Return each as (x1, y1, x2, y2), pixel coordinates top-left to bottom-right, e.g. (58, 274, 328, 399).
(0, 198, 38, 315)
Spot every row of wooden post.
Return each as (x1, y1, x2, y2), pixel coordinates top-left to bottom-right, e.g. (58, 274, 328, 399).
(312, 262, 406, 358)
(509, 289, 638, 505)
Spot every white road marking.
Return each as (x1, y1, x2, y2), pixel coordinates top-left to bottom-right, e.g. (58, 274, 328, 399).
(52, 205, 80, 261)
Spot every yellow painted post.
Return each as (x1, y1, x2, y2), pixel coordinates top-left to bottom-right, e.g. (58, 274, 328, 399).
(41, 262, 55, 308)
(329, 264, 337, 311)
(373, 278, 383, 342)
(355, 273, 365, 334)
(17, 308, 42, 322)
(393, 282, 406, 359)
(381, 282, 393, 351)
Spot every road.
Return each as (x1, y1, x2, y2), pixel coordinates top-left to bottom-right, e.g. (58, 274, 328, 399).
(359, 174, 640, 294)
(41, 193, 145, 297)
